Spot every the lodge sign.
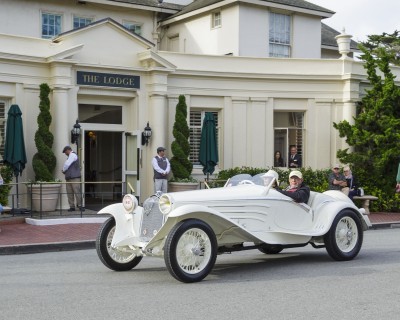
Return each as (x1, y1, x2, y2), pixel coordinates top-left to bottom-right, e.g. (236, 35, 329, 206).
(77, 71, 140, 89)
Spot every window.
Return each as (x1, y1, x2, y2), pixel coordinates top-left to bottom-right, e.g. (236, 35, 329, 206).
(212, 12, 221, 28)
(274, 112, 304, 167)
(73, 16, 93, 29)
(123, 22, 142, 36)
(42, 12, 62, 38)
(189, 111, 219, 165)
(269, 13, 291, 57)
(0, 101, 6, 162)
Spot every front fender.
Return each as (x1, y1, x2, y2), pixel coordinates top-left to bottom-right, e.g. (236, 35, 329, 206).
(98, 203, 143, 247)
(144, 204, 260, 252)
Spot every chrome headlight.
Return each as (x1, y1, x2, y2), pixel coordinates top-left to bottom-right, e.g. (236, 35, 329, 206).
(159, 194, 173, 215)
(122, 194, 138, 214)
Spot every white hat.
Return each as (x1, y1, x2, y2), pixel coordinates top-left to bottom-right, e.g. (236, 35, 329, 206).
(289, 170, 303, 179)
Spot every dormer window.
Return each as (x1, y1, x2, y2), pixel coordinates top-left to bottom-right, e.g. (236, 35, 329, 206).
(269, 12, 291, 57)
(212, 12, 221, 29)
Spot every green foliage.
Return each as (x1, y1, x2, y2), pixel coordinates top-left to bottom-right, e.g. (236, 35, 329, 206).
(360, 30, 400, 66)
(32, 83, 57, 182)
(334, 34, 400, 198)
(170, 95, 193, 180)
(0, 165, 14, 205)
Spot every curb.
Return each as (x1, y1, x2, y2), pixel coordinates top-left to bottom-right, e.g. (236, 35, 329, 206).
(0, 240, 95, 255)
(370, 222, 400, 229)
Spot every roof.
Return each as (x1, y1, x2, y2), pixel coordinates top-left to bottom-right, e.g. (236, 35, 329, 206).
(168, 0, 335, 18)
(321, 23, 359, 50)
(106, 0, 183, 10)
(54, 17, 155, 47)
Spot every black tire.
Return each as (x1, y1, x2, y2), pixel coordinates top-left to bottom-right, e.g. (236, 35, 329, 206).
(324, 210, 363, 261)
(258, 244, 283, 254)
(164, 219, 217, 283)
(96, 217, 143, 271)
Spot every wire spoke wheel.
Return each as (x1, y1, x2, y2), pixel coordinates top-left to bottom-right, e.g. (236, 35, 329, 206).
(164, 219, 217, 283)
(324, 210, 363, 261)
(96, 217, 142, 271)
(335, 216, 358, 252)
(175, 228, 212, 274)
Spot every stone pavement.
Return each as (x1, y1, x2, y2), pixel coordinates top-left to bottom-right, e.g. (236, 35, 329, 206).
(0, 212, 400, 255)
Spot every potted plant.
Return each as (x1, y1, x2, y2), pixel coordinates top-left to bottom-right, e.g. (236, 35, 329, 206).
(27, 83, 61, 212)
(169, 95, 199, 192)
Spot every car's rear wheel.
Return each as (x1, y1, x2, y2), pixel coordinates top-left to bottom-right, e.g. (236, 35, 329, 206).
(96, 217, 143, 271)
(324, 210, 363, 261)
(164, 219, 217, 283)
(258, 244, 283, 254)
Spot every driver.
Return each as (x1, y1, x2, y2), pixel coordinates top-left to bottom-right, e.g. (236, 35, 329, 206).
(276, 170, 310, 203)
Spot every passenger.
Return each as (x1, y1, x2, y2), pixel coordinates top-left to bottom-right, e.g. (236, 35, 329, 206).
(276, 170, 310, 203)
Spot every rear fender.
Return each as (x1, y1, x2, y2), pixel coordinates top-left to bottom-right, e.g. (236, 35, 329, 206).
(98, 203, 143, 247)
(312, 202, 370, 235)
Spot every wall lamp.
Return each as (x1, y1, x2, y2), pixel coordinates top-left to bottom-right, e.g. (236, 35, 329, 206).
(71, 119, 81, 145)
(141, 121, 152, 146)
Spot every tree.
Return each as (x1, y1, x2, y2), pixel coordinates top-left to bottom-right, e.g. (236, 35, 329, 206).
(32, 83, 57, 181)
(170, 95, 193, 180)
(333, 34, 400, 194)
(360, 30, 400, 66)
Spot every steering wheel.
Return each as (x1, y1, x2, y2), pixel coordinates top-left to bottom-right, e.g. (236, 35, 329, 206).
(238, 179, 255, 185)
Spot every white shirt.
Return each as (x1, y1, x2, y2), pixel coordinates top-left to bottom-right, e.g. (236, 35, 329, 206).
(152, 156, 171, 176)
(63, 151, 78, 172)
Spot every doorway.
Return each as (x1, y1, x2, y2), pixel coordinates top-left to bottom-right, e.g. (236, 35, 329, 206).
(83, 130, 122, 209)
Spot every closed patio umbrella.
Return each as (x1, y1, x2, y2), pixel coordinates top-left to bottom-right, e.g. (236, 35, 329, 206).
(3, 104, 27, 212)
(199, 112, 219, 180)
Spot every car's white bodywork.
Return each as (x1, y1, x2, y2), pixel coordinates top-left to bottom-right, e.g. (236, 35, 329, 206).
(96, 174, 371, 282)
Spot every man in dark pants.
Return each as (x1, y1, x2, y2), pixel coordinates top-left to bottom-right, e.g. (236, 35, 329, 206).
(62, 146, 84, 211)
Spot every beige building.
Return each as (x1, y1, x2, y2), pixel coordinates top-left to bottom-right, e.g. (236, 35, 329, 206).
(0, 0, 398, 206)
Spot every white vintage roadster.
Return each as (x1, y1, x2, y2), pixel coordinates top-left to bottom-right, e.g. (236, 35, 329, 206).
(96, 172, 371, 283)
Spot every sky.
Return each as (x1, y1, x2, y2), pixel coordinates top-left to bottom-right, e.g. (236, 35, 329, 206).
(310, 0, 400, 42)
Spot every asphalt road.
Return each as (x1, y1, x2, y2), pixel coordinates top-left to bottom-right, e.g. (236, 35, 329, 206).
(1, 228, 399, 320)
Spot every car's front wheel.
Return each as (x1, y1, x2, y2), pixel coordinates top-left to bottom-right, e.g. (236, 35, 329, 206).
(324, 210, 363, 261)
(164, 219, 217, 283)
(96, 217, 143, 271)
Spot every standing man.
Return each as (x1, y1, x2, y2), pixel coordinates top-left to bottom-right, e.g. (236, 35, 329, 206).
(288, 146, 302, 168)
(62, 146, 84, 211)
(152, 147, 171, 193)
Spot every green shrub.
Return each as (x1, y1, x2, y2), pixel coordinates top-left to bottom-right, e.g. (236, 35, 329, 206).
(170, 95, 193, 181)
(32, 83, 56, 182)
(0, 165, 14, 206)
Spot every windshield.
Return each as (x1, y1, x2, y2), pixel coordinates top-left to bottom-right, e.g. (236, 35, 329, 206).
(224, 172, 278, 190)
